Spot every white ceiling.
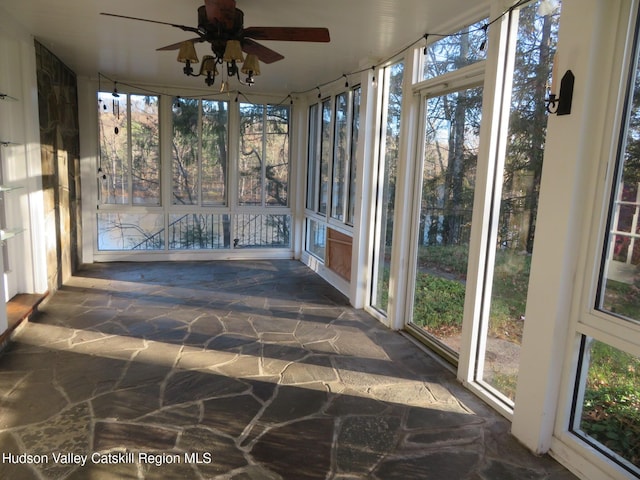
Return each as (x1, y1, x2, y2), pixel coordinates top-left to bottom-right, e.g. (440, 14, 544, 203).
(2, 0, 487, 96)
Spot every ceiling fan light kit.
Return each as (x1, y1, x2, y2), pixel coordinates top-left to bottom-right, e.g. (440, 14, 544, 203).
(101, 0, 330, 89)
(177, 41, 199, 75)
(241, 54, 260, 85)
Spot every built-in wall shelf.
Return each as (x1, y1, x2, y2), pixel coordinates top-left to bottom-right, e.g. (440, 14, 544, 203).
(0, 185, 22, 193)
(0, 228, 24, 243)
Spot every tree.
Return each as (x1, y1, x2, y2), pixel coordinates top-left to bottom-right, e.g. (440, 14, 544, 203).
(501, 7, 558, 253)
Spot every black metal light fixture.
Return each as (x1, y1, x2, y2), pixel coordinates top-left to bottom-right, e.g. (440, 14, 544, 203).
(546, 70, 574, 116)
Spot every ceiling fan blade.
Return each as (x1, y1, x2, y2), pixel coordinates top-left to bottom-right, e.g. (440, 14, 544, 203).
(242, 39, 284, 64)
(100, 13, 202, 35)
(156, 38, 204, 51)
(204, 0, 237, 29)
(243, 27, 330, 43)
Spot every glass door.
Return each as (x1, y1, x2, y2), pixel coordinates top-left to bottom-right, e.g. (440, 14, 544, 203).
(408, 85, 483, 358)
(476, 0, 561, 402)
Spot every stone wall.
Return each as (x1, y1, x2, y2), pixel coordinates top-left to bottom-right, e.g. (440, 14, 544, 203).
(35, 42, 81, 291)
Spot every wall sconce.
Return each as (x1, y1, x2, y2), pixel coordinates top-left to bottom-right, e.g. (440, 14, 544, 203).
(546, 70, 574, 115)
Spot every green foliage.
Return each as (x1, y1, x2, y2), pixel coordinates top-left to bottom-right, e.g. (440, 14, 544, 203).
(603, 279, 640, 321)
(581, 342, 640, 466)
(412, 273, 466, 331)
(488, 251, 531, 341)
(417, 244, 469, 277)
(416, 245, 530, 342)
(582, 384, 640, 466)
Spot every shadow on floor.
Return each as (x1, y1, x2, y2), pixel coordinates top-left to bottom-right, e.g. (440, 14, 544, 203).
(0, 260, 577, 480)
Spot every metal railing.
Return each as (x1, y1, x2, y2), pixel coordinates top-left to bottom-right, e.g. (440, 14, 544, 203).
(127, 213, 290, 251)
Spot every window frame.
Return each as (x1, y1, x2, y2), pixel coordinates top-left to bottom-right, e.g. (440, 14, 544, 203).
(98, 92, 161, 208)
(303, 85, 361, 264)
(237, 102, 291, 209)
(548, 2, 640, 476)
(91, 92, 293, 258)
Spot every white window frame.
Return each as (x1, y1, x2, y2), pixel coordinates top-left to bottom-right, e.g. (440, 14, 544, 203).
(505, 1, 640, 479)
(545, 1, 640, 478)
(85, 89, 294, 261)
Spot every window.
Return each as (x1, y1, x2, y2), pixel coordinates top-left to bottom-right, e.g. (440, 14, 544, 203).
(95, 94, 290, 254)
(409, 85, 483, 354)
(97, 212, 164, 250)
(598, 66, 640, 324)
(172, 98, 229, 206)
(319, 99, 332, 215)
(97, 93, 163, 251)
(237, 102, 290, 249)
(98, 93, 160, 206)
(307, 103, 320, 211)
(304, 87, 361, 262)
(347, 87, 361, 225)
(569, 9, 640, 471)
(477, 1, 560, 402)
(306, 218, 326, 261)
(423, 19, 488, 81)
(239, 103, 290, 207)
(371, 62, 404, 315)
(572, 338, 640, 473)
(403, 16, 490, 351)
(331, 93, 349, 221)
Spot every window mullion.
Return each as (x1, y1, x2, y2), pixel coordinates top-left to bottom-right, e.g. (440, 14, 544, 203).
(198, 100, 203, 207)
(127, 94, 133, 206)
(262, 106, 267, 207)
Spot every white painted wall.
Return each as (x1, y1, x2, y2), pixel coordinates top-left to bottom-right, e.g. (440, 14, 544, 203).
(0, 7, 49, 335)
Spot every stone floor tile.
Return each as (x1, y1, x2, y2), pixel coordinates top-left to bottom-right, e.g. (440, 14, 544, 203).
(373, 450, 481, 479)
(251, 418, 334, 480)
(0, 260, 578, 480)
(201, 394, 262, 438)
(163, 370, 250, 406)
(93, 421, 179, 451)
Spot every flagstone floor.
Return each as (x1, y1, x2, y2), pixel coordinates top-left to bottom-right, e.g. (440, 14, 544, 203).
(0, 260, 577, 479)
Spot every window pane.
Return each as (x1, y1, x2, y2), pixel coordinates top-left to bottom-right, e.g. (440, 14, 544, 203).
(371, 62, 404, 314)
(307, 104, 320, 210)
(234, 214, 290, 248)
(265, 105, 289, 206)
(319, 99, 332, 215)
(97, 212, 164, 250)
(168, 213, 230, 249)
(332, 93, 349, 221)
(98, 92, 129, 204)
(202, 100, 228, 206)
(172, 97, 199, 205)
(239, 103, 264, 206)
(575, 339, 640, 471)
(599, 41, 640, 323)
(410, 86, 482, 352)
(423, 19, 488, 80)
(481, 1, 560, 400)
(130, 95, 160, 205)
(347, 87, 361, 225)
(306, 219, 326, 261)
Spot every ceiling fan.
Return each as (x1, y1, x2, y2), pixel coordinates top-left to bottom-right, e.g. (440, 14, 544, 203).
(101, 0, 330, 87)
